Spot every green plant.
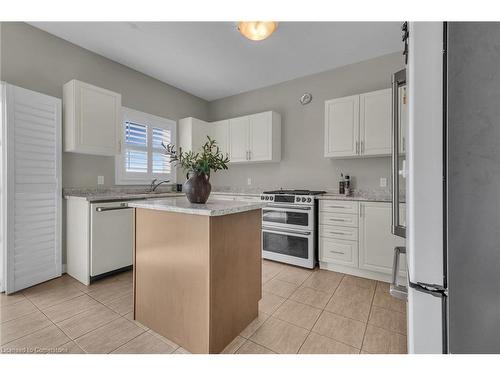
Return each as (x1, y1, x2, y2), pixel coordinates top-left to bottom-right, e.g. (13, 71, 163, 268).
(162, 136, 229, 178)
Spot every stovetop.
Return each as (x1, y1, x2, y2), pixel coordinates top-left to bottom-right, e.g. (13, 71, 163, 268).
(263, 189, 326, 196)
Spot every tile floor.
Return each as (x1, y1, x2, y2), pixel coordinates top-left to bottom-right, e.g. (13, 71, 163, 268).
(0, 260, 407, 354)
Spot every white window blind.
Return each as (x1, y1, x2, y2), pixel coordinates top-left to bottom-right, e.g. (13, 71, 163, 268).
(115, 108, 176, 185)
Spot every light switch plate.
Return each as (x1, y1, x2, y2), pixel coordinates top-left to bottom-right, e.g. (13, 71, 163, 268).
(380, 177, 387, 188)
(98, 176, 104, 185)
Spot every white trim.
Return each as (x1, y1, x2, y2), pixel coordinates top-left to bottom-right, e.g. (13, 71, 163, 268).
(115, 107, 177, 185)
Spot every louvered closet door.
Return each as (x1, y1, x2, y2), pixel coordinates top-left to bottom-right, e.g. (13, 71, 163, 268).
(5, 84, 62, 293)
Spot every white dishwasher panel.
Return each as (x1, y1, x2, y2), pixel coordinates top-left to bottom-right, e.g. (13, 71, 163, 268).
(90, 201, 134, 277)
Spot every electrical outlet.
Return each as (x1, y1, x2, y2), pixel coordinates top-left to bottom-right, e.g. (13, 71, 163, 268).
(380, 177, 387, 188)
(247, 178, 252, 186)
(98, 176, 104, 185)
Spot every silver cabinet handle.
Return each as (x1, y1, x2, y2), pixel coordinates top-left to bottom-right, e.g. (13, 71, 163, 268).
(356, 141, 359, 154)
(329, 231, 349, 236)
(262, 226, 311, 236)
(326, 205, 350, 209)
(329, 250, 345, 255)
(328, 218, 346, 222)
(248, 150, 251, 160)
(267, 204, 311, 210)
(390, 246, 407, 300)
(361, 140, 364, 154)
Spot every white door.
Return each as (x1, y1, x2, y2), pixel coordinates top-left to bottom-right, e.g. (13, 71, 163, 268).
(359, 88, 392, 156)
(212, 120, 229, 157)
(249, 112, 272, 161)
(90, 202, 133, 277)
(4, 84, 62, 293)
(324, 95, 359, 157)
(359, 202, 405, 276)
(229, 116, 249, 162)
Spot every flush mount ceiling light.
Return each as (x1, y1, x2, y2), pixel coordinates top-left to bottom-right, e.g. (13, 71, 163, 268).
(237, 22, 278, 41)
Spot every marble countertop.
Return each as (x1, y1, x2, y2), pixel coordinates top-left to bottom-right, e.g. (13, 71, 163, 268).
(317, 192, 392, 202)
(128, 196, 267, 216)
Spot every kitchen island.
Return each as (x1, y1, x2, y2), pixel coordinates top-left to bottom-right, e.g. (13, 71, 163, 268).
(128, 197, 266, 354)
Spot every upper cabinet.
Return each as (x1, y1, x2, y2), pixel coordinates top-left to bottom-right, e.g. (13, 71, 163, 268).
(324, 88, 391, 158)
(63, 80, 121, 156)
(229, 111, 281, 163)
(179, 111, 281, 164)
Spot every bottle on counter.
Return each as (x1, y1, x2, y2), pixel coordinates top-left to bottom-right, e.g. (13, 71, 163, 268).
(344, 175, 351, 196)
(339, 173, 345, 195)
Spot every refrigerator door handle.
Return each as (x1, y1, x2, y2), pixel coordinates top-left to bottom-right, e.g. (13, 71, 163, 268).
(390, 246, 408, 300)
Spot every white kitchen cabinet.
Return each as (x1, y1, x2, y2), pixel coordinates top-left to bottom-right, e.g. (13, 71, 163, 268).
(324, 95, 359, 157)
(212, 120, 229, 156)
(63, 80, 121, 156)
(359, 89, 392, 156)
(358, 201, 406, 276)
(228, 116, 249, 162)
(319, 199, 406, 283)
(178, 117, 211, 153)
(324, 88, 391, 158)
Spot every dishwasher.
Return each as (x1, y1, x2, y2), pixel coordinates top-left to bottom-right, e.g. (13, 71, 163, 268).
(90, 201, 134, 281)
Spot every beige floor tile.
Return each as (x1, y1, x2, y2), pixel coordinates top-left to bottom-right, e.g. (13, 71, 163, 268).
(275, 266, 313, 285)
(24, 283, 84, 310)
(148, 329, 180, 349)
(42, 294, 101, 323)
(368, 306, 407, 335)
(362, 325, 407, 354)
(57, 341, 85, 354)
(262, 279, 298, 298)
(312, 311, 366, 349)
(86, 279, 132, 303)
(123, 311, 150, 331)
(250, 317, 309, 354)
(0, 299, 37, 323)
(273, 300, 322, 330)
(240, 312, 269, 338)
(173, 346, 191, 354)
(376, 281, 390, 294)
(325, 294, 372, 322)
(0, 292, 26, 307)
(0, 310, 52, 345)
(289, 286, 332, 309)
(75, 317, 145, 353)
(262, 261, 284, 283)
(112, 331, 177, 354)
(1, 324, 71, 353)
(57, 304, 120, 339)
(333, 282, 375, 304)
(104, 292, 133, 315)
(221, 335, 247, 354)
(236, 340, 275, 354)
(302, 270, 343, 293)
(299, 332, 360, 354)
(258, 292, 285, 315)
(342, 275, 376, 290)
(372, 290, 406, 313)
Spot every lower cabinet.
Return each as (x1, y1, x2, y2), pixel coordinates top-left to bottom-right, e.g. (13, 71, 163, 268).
(319, 200, 406, 282)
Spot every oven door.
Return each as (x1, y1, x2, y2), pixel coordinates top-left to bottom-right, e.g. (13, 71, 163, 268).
(262, 225, 314, 269)
(262, 204, 313, 231)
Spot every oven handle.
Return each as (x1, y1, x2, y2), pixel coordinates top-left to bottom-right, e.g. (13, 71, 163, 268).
(262, 225, 311, 236)
(265, 204, 312, 211)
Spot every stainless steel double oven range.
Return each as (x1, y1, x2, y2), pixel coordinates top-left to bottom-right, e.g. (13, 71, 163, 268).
(260, 190, 325, 269)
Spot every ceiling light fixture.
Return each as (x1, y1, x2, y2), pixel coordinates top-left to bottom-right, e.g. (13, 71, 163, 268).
(237, 22, 278, 41)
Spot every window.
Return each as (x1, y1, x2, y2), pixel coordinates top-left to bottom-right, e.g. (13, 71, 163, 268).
(115, 107, 176, 185)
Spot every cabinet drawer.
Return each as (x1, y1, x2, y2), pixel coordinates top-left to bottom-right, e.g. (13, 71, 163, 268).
(319, 238, 358, 267)
(320, 200, 358, 214)
(319, 212, 358, 228)
(320, 225, 358, 241)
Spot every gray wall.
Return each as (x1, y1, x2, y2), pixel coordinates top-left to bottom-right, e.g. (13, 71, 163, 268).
(0, 22, 209, 188)
(209, 52, 403, 192)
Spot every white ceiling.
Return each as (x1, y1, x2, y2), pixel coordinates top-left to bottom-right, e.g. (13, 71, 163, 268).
(30, 22, 402, 101)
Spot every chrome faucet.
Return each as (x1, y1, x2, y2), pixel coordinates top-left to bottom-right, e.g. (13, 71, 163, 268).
(149, 179, 171, 192)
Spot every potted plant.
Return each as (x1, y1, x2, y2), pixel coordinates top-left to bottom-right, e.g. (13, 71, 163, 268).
(163, 137, 229, 204)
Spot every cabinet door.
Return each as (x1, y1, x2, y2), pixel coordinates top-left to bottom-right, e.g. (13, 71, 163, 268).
(359, 88, 391, 156)
(249, 112, 272, 161)
(359, 202, 406, 275)
(65, 80, 121, 156)
(212, 120, 229, 157)
(229, 116, 249, 162)
(324, 95, 359, 157)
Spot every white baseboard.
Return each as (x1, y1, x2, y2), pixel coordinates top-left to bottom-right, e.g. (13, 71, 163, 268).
(319, 261, 407, 284)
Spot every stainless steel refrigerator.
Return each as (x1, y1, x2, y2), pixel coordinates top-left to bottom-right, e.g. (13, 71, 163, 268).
(390, 21, 500, 354)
